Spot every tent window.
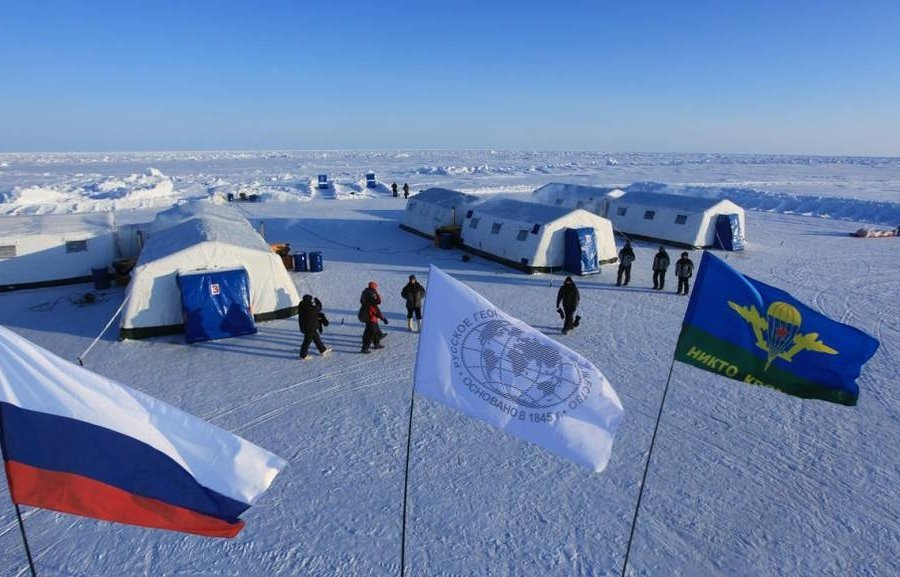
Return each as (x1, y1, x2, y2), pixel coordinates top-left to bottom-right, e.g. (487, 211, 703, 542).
(466, 209, 473, 218)
(531, 224, 540, 234)
(0, 245, 16, 258)
(516, 229, 529, 241)
(491, 222, 503, 235)
(66, 240, 88, 253)
(469, 217, 480, 229)
(616, 206, 628, 216)
(643, 210, 656, 220)
(675, 214, 688, 225)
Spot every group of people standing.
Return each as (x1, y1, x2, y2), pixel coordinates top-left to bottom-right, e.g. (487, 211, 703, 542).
(390, 182, 410, 199)
(558, 243, 695, 335)
(298, 274, 427, 358)
(300, 242, 694, 353)
(617, 242, 694, 295)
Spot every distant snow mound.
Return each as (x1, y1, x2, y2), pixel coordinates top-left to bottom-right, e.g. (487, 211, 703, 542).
(0, 167, 187, 215)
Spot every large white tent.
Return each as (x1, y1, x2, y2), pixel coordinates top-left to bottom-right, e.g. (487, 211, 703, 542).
(0, 212, 119, 292)
(120, 202, 300, 339)
(606, 191, 746, 248)
(400, 187, 482, 238)
(531, 182, 624, 215)
(460, 197, 618, 273)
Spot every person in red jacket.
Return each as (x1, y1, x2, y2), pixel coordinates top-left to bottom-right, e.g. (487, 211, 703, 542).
(359, 281, 388, 354)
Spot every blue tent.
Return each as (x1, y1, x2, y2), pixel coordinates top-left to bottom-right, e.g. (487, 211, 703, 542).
(564, 228, 600, 275)
(365, 173, 377, 188)
(317, 174, 329, 189)
(177, 267, 257, 343)
(714, 214, 745, 251)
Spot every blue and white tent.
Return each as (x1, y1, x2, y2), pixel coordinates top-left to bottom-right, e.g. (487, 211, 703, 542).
(120, 202, 300, 339)
(400, 188, 482, 238)
(606, 191, 746, 249)
(460, 197, 617, 273)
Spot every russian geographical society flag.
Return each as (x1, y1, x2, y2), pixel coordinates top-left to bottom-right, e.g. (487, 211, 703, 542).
(0, 325, 286, 537)
(414, 266, 624, 472)
(675, 252, 879, 406)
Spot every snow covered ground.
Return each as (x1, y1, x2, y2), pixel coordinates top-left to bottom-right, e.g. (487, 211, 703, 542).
(0, 151, 898, 576)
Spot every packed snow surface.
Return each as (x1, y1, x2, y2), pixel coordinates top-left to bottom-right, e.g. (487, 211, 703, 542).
(0, 151, 898, 576)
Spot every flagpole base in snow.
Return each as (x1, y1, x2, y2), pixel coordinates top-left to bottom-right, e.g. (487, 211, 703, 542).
(13, 503, 38, 577)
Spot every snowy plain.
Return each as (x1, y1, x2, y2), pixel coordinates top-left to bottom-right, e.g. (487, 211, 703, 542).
(0, 150, 898, 577)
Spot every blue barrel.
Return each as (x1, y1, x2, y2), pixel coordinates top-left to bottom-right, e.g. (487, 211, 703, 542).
(292, 252, 308, 272)
(309, 251, 324, 272)
(91, 267, 111, 290)
(438, 233, 454, 249)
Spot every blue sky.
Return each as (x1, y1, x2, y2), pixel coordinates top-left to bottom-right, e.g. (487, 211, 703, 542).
(2, 1, 898, 155)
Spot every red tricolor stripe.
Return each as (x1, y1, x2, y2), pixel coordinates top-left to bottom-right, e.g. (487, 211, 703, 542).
(5, 461, 244, 538)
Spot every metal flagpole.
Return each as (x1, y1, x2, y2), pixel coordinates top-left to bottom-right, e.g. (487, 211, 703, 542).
(399, 272, 431, 577)
(398, 374, 418, 577)
(13, 504, 38, 577)
(0, 430, 38, 577)
(619, 356, 677, 577)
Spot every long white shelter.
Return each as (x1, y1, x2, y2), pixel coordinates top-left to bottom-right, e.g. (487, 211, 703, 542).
(460, 197, 618, 273)
(400, 187, 482, 238)
(532, 183, 624, 215)
(606, 191, 746, 249)
(0, 212, 119, 292)
(120, 202, 299, 339)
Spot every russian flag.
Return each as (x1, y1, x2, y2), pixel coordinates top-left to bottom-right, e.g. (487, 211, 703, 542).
(0, 325, 286, 538)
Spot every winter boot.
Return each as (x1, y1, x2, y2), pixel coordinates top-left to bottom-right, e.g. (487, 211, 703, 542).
(414, 319, 421, 332)
(407, 318, 413, 332)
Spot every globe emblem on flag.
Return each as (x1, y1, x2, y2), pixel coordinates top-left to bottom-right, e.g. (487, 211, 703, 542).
(460, 319, 584, 409)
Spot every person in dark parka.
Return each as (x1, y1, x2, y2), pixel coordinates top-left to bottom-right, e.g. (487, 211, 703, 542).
(298, 294, 331, 359)
(400, 274, 426, 332)
(616, 241, 635, 286)
(652, 246, 670, 290)
(359, 281, 388, 354)
(391, 182, 398, 197)
(675, 252, 694, 295)
(402, 183, 410, 199)
(556, 276, 580, 334)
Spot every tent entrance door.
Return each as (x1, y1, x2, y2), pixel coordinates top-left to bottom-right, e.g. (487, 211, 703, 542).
(564, 228, 600, 275)
(177, 267, 257, 343)
(714, 214, 745, 251)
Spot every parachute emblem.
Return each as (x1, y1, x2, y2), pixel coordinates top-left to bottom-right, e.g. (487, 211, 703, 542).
(727, 300, 838, 370)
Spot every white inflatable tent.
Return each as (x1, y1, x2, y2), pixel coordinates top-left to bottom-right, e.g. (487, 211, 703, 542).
(0, 212, 119, 292)
(400, 188, 482, 238)
(460, 197, 618, 273)
(606, 191, 746, 248)
(120, 202, 300, 339)
(531, 183, 624, 215)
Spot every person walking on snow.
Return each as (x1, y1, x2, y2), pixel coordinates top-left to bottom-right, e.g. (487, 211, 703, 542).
(401, 274, 426, 332)
(391, 182, 398, 197)
(652, 246, 670, 290)
(297, 295, 331, 360)
(616, 241, 635, 286)
(402, 183, 410, 199)
(556, 276, 580, 334)
(359, 281, 388, 354)
(675, 252, 694, 295)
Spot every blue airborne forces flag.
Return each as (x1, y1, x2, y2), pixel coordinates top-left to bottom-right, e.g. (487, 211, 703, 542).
(675, 252, 879, 406)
